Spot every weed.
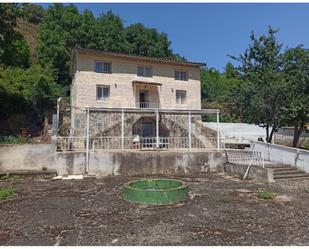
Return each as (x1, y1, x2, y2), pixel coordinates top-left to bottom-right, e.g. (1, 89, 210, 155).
(0, 187, 14, 200)
(258, 191, 274, 200)
(0, 175, 9, 181)
(11, 175, 24, 183)
(217, 196, 231, 203)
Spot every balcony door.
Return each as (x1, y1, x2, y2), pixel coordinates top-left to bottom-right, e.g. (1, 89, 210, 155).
(139, 90, 149, 108)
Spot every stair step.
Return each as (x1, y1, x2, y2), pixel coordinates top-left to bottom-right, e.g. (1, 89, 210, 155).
(274, 173, 309, 179)
(265, 164, 290, 169)
(272, 167, 296, 171)
(273, 170, 303, 175)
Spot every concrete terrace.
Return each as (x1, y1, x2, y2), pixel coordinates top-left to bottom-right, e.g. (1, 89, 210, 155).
(0, 173, 309, 246)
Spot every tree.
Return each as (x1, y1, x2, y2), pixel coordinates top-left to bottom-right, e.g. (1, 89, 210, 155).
(37, 3, 82, 85)
(200, 66, 240, 122)
(95, 10, 126, 53)
(125, 23, 173, 58)
(19, 3, 45, 24)
(0, 3, 30, 68)
(228, 26, 286, 142)
(0, 64, 63, 121)
(282, 46, 309, 147)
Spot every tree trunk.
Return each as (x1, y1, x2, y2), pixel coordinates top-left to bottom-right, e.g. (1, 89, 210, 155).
(292, 121, 305, 148)
(265, 125, 269, 143)
(268, 126, 276, 143)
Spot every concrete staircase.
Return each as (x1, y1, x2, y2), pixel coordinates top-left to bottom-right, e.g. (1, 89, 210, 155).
(265, 164, 309, 180)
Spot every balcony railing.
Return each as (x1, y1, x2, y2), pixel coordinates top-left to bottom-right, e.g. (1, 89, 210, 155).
(137, 102, 160, 109)
(56, 136, 216, 151)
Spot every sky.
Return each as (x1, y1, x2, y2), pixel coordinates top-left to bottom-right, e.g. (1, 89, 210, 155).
(40, 3, 309, 71)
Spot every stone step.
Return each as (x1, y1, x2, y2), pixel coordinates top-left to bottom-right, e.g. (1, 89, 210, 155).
(272, 167, 296, 171)
(273, 169, 304, 175)
(274, 173, 309, 179)
(265, 164, 291, 169)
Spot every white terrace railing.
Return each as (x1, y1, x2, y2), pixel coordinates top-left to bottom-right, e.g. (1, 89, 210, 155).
(225, 149, 264, 168)
(56, 136, 218, 152)
(137, 102, 160, 109)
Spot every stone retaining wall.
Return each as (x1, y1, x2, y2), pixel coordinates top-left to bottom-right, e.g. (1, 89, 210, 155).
(0, 143, 224, 177)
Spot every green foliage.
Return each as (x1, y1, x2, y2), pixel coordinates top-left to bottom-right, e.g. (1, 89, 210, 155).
(200, 66, 240, 122)
(19, 3, 45, 24)
(0, 3, 30, 68)
(125, 23, 173, 58)
(227, 27, 286, 142)
(0, 135, 30, 144)
(257, 191, 274, 200)
(95, 10, 127, 53)
(0, 64, 64, 121)
(0, 187, 14, 200)
(282, 46, 309, 147)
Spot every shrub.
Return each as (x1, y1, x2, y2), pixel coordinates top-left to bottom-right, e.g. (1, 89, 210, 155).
(0, 135, 30, 144)
(0, 187, 14, 200)
(258, 191, 274, 200)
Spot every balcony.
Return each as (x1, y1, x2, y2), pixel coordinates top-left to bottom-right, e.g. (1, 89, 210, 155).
(136, 102, 160, 109)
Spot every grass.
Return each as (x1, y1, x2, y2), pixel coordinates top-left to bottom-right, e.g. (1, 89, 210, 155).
(0, 175, 24, 182)
(0, 187, 14, 200)
(217, 196, 231, 203)
(257, 191, 275, 200)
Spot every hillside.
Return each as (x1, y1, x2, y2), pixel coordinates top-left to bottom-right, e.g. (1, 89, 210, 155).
(15, 18, 39, 60)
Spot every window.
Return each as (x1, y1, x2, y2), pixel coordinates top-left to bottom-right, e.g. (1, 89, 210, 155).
(95, 61, 112, 73)
(96, 85, 110, 100)
(137, 66, 153, 77)
(176, 90, 186, 104)
(175, 70, 188, 81)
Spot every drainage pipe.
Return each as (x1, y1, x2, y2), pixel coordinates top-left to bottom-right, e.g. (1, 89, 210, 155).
(85, 107, 90, 174)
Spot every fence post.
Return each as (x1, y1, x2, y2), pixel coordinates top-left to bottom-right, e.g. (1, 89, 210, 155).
(216, 110, 220, 150)
(56, 97, 62, 135)
(156, 109, 159, 149)
(121, 108, 124, 150)
(85, 108, 90, 174)
(188, 111, 192, 149)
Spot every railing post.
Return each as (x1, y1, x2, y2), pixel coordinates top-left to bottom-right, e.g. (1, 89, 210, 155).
(85, 107, 90, 174)
(121, 108, 124, 150)
(216, 110, 220, 150)
(188, 111, 192, 149)
(156, 109, 159, 149)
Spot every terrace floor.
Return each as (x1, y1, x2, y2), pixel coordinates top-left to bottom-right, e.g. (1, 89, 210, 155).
(1, 173, 309, 246)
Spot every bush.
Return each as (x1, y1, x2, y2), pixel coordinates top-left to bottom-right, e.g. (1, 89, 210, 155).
(258, 191, 274, 200)
(0, 187, 14, 200)
(0, 135, 30, 144)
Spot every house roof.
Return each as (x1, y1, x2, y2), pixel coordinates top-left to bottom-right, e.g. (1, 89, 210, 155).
(71, 48, 206, 68)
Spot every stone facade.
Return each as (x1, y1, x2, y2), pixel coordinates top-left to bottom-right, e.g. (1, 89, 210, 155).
(71, 50, 202, 110)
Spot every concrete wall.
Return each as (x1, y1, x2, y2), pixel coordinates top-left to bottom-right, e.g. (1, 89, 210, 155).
(252, 141, 309, 173)
(89, 150, 223, 176)
(0, 144, 85, 176)
(0, 144, 224, 177)
(73, 53, 201, 110)
(223, 163, 274, 183)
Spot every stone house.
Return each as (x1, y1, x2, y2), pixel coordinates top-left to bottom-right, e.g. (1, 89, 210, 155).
(68, 48, 217, 150)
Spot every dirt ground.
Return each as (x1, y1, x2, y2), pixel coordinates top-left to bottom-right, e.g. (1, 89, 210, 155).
(1, 173, 309, 246)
